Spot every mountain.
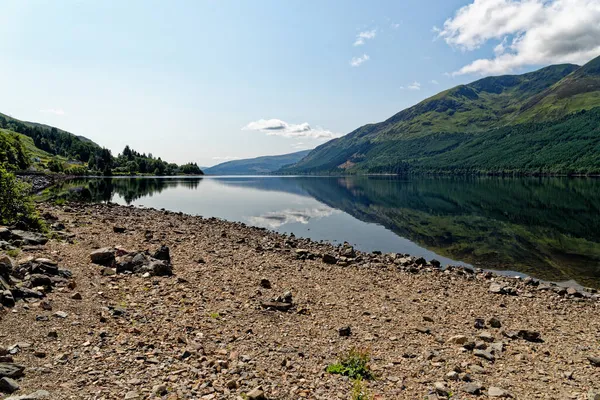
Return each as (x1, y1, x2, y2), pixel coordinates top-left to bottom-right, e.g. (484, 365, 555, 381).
(283, 55, 600, 175)
(204, 150, 312, 175)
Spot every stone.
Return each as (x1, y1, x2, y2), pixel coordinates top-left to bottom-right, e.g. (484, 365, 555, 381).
(90, 248, 115, 266)
(28, 274, 52, 288)
(338, 326, 351, 337)
(0, 255, 16, 275)
(4, 390, 50, 400)
(518, 330, 542, 342)
(71, 292, 82, 300)
(322, 254, 337, 264)
(447, 335, 469, 345)
(0, 377, 20, 393)
(153, 245, 171, 263)
(474, 318, 486, 329)
(445, 371, 459, 381)
(10, 231, 48, 246)
(246, 387, 266, 400)
(152, 385, 168, 396)
(113, 226, 126, 233)
(54, 311, 68, 318)
(0, 228, 11, 240)
(434, 381, 450, 396)
(1, 290, 15, 308)
(588, 391, 600, 400)
(488, 386, 513, 397)
(462, 382, 484, 395)
(0, 363, 25, 379)
(124, 391, 139, 399)
(488, 317, 502, 328)
(477, 331, 494, 342)
(146, 260, 172, 276)
(489, 283, 504, 294)
(260, 301, 292, 311)
(473, 349, 495, 362)
(587, 356, 600, 366)
(260, 278, 271, 289)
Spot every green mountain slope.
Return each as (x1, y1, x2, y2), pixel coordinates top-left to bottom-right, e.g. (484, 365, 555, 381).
(284, 55, 600, 175)
(204, 150, 312, 175)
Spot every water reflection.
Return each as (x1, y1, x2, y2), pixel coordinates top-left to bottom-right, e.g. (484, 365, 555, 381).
(45, 176, 600, 287)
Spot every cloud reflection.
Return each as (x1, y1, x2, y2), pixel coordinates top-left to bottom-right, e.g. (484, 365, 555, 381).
(247, 207, 339, 229)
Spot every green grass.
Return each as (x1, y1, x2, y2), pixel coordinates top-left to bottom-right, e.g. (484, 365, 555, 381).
(326, 347, 374, 380)
(351, 378, 373, 400)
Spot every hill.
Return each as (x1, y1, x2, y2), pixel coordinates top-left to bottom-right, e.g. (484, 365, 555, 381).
(204, 149, 312, 175)
(0, 114, 203, 176)
(283, 55, 600, 175)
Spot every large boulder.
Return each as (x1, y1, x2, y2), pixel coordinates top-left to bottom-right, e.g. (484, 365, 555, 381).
(0, 363, 25, 379)
(153, 245, 171, 263)
(0, 255, 16, 277)
(90, 248, 116, 266)
(9, 231, 48, 246)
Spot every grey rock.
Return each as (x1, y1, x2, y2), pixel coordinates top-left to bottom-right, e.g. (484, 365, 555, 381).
(338, 326, 352, 337)
(90, 248, 115, 266)
(434, 381, 450, 396)
(10, 231, 48, 246)
(518, 330, 542, 342)
(247, 386, 267, 400)
(587, 356, 600, 366)
(462, 382, 484, 395)
(5, 390, 50, 400)
(473, 349, 495, 362)
(488, 386, 513, 397)
(488, 317, 502, 328)
(0, 363, 25, 379)
(153, 245, 171, 263)
(259, 278, 271, 289)
(0, 377, 20, 393)
(322, 254, 337, 264)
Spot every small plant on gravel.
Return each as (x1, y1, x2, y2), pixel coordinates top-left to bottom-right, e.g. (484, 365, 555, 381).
(209, 312, 221, 320)
(6, 249, 20, 258)
(326, 347, 374, 380)
(350, 378, 373, 400)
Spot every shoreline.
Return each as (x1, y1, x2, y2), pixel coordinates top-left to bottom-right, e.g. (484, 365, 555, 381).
(1, 202, 600, 399)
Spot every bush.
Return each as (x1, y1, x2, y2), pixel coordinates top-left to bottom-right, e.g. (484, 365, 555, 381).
(326, 347, 374, 380)
(0, 165, 45, 230)
(351, 378, 373, 400)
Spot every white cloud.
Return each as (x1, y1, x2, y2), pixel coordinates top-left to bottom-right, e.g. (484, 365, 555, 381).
(242, 119, 341, 139)
(350, 54, 370, 67)
(408, 81, 421, 90)
(391, 22, 401, 29)
(40, 108, 66, 116)
(437, 0, 600, 76)
(212, 156, 241, 161)
(353, 29, 377, 46)
(430, 79, 440, 85)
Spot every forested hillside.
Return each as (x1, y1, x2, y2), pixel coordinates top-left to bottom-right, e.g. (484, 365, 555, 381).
(0, 113, 202, 176)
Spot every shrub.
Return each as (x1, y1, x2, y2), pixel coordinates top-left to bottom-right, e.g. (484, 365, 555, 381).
(326, 347, 374, 380)
(351, 378, 373, 400)
(0, 165, 45, 230)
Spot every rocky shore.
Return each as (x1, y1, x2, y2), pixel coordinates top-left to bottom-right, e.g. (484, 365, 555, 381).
(1, 202, 600, 399)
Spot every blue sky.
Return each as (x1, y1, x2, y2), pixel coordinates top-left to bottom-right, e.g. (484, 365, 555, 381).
(1, 0, 599, 166)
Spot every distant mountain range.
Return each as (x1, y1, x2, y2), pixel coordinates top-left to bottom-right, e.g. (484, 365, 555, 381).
(282, 55, 600, 175)
(204, 149, 312, 175)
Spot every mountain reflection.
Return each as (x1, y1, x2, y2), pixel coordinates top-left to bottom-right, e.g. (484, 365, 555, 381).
(47, 175, 600, 287)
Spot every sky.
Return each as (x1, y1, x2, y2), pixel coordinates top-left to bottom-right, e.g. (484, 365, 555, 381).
(1, 0, 599, 167)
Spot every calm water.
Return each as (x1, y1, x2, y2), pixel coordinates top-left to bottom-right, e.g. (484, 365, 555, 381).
(46, 176, 600, 288)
